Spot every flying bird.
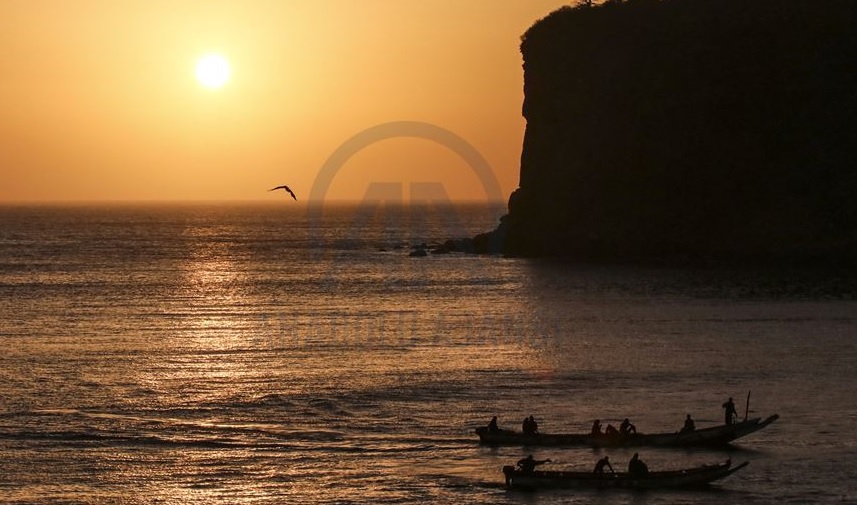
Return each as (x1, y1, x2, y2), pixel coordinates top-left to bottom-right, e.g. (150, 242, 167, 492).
(269, 185, 297, 201)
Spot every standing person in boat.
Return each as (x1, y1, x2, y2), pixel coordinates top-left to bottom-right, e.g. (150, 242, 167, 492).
(522, 416, 532, 434)
(593, 456, 614, 474)
(591, 419, 603, 436)
(516, 454, 550, 473)
(722, 397, 738, 425)
(681, 414, 696, 432)
(487, 416, 499, 433)
(628, 453, 649, 477)
(619, 418, 637, 435)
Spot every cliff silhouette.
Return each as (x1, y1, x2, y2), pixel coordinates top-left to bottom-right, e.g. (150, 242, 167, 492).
(477, 0, 857, 265)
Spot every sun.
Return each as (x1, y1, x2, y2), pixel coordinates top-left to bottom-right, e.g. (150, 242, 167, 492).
(195, 54, 231, 89)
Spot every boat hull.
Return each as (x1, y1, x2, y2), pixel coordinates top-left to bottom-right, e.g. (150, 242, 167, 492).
(503, 460, 749, 489)
(477, 414, 778, 448)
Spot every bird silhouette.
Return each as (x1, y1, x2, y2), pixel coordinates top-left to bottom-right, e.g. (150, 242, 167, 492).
(269, 185, 297, 200)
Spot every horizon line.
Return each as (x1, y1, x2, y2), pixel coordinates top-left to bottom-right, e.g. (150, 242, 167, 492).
(0, 198, 509, 206)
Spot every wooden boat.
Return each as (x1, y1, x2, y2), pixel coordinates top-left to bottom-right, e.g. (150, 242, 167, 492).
(502, 459, 749, 489)
(476, 414, 778, 448)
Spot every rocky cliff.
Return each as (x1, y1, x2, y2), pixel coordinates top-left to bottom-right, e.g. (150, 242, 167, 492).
(481, 0, 857, 264)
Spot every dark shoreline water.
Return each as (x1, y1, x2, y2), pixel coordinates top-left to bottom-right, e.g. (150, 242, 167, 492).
(524, 259, 857, 300)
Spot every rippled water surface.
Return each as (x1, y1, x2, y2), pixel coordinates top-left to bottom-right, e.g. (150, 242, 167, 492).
(1, 203, 855, 504)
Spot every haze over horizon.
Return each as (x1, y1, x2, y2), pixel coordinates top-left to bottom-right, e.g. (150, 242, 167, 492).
(1, 0, 573, 203)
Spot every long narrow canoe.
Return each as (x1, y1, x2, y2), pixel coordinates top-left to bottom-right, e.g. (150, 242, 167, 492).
(477, 414, 778, 448)
(502, 459, 748, 489)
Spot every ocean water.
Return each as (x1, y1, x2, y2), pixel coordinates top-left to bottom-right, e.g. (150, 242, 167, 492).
(0, 202, 855, 504)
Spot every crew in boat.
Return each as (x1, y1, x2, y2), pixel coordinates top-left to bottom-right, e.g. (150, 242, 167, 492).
(593, 456, 614, 474)
(681, 413, 696, 432)
(619, 418, 637, 435)
(605, 423, 619, 435)
(516, 454, 551, 473)
(523, 415, 539, 435)
(628, 453, 649, 477)
(722, 397, 738, 425)
(487, 416, 499, 433)
(591, 419, 603, 436)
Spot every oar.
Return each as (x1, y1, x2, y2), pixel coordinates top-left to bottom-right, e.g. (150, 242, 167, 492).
(743, 390, 751, 422)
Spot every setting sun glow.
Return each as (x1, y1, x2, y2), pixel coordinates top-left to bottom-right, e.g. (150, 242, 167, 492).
(0, 1, 574, 202)
(195, 54, 231, 89)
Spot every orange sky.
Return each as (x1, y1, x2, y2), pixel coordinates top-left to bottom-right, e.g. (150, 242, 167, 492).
(0, 1, 572, 203)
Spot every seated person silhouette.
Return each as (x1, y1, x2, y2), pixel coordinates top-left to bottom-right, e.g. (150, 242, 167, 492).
(628, 453, 649, 478)
(619, 418, 637, 435)
(681, 414, 696, 432)
(593, 456, 614, 474)
(516, 454, 550, 473)
(487, 416, 499, 433)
